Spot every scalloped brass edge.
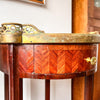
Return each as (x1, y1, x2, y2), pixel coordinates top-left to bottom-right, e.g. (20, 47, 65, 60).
(22, 24, 45, 33)
(2, 23, 22, 27)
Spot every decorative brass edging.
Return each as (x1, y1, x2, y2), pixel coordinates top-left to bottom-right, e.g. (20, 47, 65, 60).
(84, 57, 97, 65)
(22, 24, 45, 34)
(0, 23, 45, 43)
(0, 27, 3, 42)
(0, 23, 100, 43)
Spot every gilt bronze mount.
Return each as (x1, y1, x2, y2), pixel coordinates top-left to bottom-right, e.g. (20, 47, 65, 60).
(0, 23, 100, 43)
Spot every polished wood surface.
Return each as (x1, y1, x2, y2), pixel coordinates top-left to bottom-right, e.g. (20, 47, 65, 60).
(88, 0, 100, 100)
(34, 45, 97, 74)
(0, 43, 98, 100)
(72, 0, 89, 100)
(8, 45, 23, 100)
(72, 0, 100, 100)
(72, 77, 85, 100)
(0, 45, 9, 74)
(0, 42, 98, 100)
(45, 80, 50, 100)
(0, 43, 99, 100)
(0, 44, 97, 77)
(85, 75, 94, 100)
(72, 0, 88, 33)
(5, 74, 9, 100)
(0, 0, 99, 100)
(13, 45, 34, 73)
(94, 6, 100, 19)
(94, 46, 100, 100)
(92, 14, 100, 100)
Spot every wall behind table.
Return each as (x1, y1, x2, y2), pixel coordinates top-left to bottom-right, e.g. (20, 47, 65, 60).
(0, 0, 72, 100)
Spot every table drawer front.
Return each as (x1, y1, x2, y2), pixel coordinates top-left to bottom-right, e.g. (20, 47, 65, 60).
(13, 44, 98, 75)
(34, 44, 98, 74)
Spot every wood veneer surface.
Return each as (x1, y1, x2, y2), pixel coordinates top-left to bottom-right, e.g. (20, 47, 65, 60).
(0, 44, 98, 79)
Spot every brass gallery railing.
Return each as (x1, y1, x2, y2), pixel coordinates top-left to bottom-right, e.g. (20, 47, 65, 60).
(0, 23, 100, 43)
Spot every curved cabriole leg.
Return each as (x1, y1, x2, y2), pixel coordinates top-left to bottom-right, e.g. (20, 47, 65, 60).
(5, 74, 9, 100)
(85, 75, 94, 100)
(45, 80, 50, 100)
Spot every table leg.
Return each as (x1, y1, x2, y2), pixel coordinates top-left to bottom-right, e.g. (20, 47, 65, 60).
(8, 44, 23, 100)
(45, 80, 50, 100)
(14, 77, 23, 100)
(19, 78, 23, 100)
(85, 75, 94, 100)
(5, 74, 9, 100)
(9, 76, 23, 100)
(72, 77, 85, 100)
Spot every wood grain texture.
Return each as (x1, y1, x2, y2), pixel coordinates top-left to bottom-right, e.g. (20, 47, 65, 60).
(85, 75, 94, 100)
(93, 35, 100, 100)
(0, 45, 9, 74)
(72, 0, 90, 100)
(72, 0, 88, 33)
(88, 0, 94, 18)
(13, 45, 34, 75)
(72, 77, 85, 100)
(73, 0, 100, 99)
(9, 45, 23, 100)
(94, 7, 100, 19)
(45, 80, 50, 100)
(9, 45, 14, 100)
(18, 70, 95, 79)
(34, 45, 97, 74)
(89, 18, 100, 27)
(0, 44, 98, 79)
(4, 74, 9, 100)
(88, 0, 100, 100)
(0, 44, 98, 100)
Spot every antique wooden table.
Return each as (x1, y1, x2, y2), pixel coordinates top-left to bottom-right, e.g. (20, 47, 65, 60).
(0, 23, 100, 100)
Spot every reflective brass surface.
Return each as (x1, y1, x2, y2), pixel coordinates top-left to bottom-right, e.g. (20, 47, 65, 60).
(22, 24, 45, 34)
(84, 57, 97, 65)
(0, 23, 100, 43)
(0, 27, 3, 42)
(1, 23, 22, 43)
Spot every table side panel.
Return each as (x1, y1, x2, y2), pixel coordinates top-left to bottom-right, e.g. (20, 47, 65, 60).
(0, 45, 9, 74)
(34, 45, 98, 74)
(13, 44, 98, 77)
(13, 45, 34, 75)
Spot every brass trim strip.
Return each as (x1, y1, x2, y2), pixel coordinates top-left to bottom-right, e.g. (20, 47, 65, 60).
(0, 23, 100, 43)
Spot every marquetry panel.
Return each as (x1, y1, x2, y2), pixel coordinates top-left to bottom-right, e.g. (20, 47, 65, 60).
(13, 45, 34, 74)
(34, 44, 98, 74)
(12, 44, 98, 75)
(0, 45, 9, 74)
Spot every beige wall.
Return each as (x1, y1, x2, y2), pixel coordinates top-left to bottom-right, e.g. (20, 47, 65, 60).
(0, 0, 72, 100)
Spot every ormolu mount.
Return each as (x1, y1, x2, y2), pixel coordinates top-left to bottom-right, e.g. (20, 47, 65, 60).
(0, 23, 100, 43)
